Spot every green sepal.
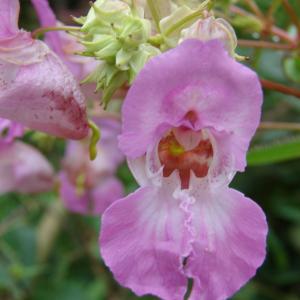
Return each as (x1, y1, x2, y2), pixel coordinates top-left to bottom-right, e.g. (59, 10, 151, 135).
(129, 44, 161, 83)
(119, 18, 151, 47)
(116, 48, 133, 70)
(102, 71, 129, 108)
(81, 34, 117, 53)
(94, 41, 121, 60)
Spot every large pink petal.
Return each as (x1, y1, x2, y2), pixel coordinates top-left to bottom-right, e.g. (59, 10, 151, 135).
(119, 40, 262, 171)
(186, 187, 267, 300)
(60, 172, 123, 215)
(0, 0, 19, 38)
(100, 186, 193, 300)
(0, 40, 88, 139)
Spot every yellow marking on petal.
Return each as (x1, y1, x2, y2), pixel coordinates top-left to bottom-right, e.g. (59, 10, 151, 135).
(88, 120, 101, 161)
(169, 141, 185, 156)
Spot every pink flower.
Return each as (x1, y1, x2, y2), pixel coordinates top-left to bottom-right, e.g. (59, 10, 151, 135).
(30, 0, 97, 81)
(0, 118, 24, 144)
(0, 0, 88, 139)
(100, 40, 267, 300)
(59, 117, 124, 215)
(0, 141, 54, 194)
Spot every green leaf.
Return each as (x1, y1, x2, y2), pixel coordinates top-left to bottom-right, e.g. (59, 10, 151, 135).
(283, 55, 300, 83)
(247, 137, 300, 166)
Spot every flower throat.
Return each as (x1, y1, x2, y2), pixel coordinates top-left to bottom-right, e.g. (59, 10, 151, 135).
(158, 128, 213, 189)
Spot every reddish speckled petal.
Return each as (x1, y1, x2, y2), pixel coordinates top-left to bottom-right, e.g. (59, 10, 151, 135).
(0, 40, 88, 139)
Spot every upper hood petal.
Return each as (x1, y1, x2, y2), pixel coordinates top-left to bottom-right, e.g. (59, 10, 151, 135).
(119, 39, 262, 171)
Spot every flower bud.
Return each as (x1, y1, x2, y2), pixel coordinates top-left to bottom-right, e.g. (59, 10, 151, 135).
(180, 16, 237, 56)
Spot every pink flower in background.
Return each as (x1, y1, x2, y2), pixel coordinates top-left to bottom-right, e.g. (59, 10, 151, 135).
(0, 141, 54, 194)
(31, 0, 99, 102)
(31, 0, 97, 81)
(100, 40, 268, 300)
(60, 117, 124, 215)
(0, 118, 24, 144)
(0, 0, 88, 139)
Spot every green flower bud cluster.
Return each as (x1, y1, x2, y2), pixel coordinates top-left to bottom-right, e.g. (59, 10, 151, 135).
(76, 0, 241, 107)
(76, 0, 160, 106)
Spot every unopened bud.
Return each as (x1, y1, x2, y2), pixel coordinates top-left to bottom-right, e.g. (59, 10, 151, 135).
(180, 16, 237, 56)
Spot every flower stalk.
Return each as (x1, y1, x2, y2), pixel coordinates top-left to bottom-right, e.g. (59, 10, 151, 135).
(260, 78, 300, 99)
(164, 0, 213, 37)
(31, 25, 81, 39)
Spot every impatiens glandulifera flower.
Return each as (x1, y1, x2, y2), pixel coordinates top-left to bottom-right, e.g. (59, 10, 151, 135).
(0, 118, 24, 144)
(0, 0, 88, 139)
(0, 141, 54, 194)
(180, 15, 237, 56)
(59, 117, 124, 215)
(100, 40, 268, 300)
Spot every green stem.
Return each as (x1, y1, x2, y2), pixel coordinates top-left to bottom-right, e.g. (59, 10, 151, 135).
(148, 34, 163, 47)
(32, 26, 81, 39)
(147, 0, 161, 33)
(164, 0, 213, 37)
(88, 120, 101, 161)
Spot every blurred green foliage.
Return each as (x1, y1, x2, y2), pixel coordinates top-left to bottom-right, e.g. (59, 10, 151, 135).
(1, 0, 300, 299)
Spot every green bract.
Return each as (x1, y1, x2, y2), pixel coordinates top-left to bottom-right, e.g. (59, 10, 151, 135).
(77, 0, 160, 106)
